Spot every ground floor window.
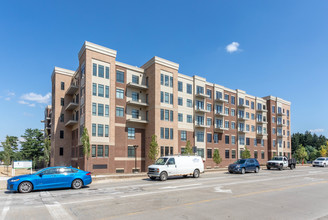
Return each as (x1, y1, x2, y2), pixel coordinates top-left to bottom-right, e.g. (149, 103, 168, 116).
(128, 146, 135, 157)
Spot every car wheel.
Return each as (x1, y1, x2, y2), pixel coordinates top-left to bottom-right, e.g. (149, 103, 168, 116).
(149, 176, 156, 180)
(183, 175, 188, 178)
(255, 167, 259, 173)
(279, 165, 283, 170)
(18, 181, 33, 193)
(267, 167, 271, 170)
(241, 168, 245, 174)
(324, 164, 326, 168)
(72, 179, 83, 189)
(313, 165, 315, 167)
(160, 172, 168, 181)
(290, 164, 294, 170)
(193, 169, 200, 178)
(229, 171, 233, 174)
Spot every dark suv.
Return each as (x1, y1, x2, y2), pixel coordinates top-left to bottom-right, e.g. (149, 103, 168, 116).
(228, 158, 260, 174)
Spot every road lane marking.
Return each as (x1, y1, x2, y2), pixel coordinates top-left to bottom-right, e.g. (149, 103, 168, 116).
(214, 186, 232, 193)
(0, 194, 12, 220)
(160, 183, 202, 189)
(40, 191, 72, 220)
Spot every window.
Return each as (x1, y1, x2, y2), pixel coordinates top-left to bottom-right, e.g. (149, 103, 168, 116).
(225, 107, 229, 115)
(207, 118, 212, 126)
(261, 151, 265, 159)
(231, 109, 235, 116)
(132, 109, 139, 119)
(128, 146, 135, 158)
(97, 145, 104, 157)
(165, 110, 169, 121)
(187, 99, 192, 107)
(224, 94, 229, 102)
(92, 103, 97, 115)
(196, 100, 204, 110)
(231, 122, 235, 129)
(225, 150, 230, 159)
(59, 147, 64, 156)
(178, 113, 183, 122)
(246, 138, 250, 145)
(214, 133, 218, 143)
(181, 131, 187, 141)
(116, 70, 124, 83)
(61, 82, 65, 90)
(60, 98, 64, 106)
(254, 139, 257, 146)
(207, 104, 212, 112)
(160, 91, 164, 103)
(254, 151, 258, 159)
(105, 125, 109, 137)
(239, 136, 245, 145)
(170, 110, 173, 121)
(273, 128, 276, 134)
(93, 63, 97, 76)
(225, 135, 229, 144)
(164, 75, 169, 86)
(207, 149, 212, 159)
(60, 114, 64, 122)
(105, 86, 109, 98)
(105, 105, 109, 117)
(98, 65, 104, 78)
(231, 96, 235, 105)
(132, 75, 139, 84)
(98, 104, 104, 116)
(273, 140, 276, 147)
(165, 128, 169, 139)
(187, 115, 192, 123)
(196, 132, 204, 142)
(187, 84, 192, 94)
(92, 124, 96, 136)
(98, 84, 104, 97)
(105, 145, 109, 157)
(92, 145, 96, 157)
(164, 92, 169, 103)
(232, 150, 236, 159)
(239, 98, 244, 105)
(196, 86, 204, 94)
(132, 92, 139, 101)
(257, 103, 262, 110)
(93, 83, 97, 96)
(246, 124, 250, 131)
(207, 133, 212, 143)
(246, 112, 250, 119)
(170, 77, 173, 87)
(246, 100, 249, 106)
(272, 117, 276, 123)
(206, 89, 212, 98)
(170, 128, 173, 139)
(60, 130, 64, 139)
(178, 97, 183, 106)
(251, 125, 255, 132)
(116, 89, 124, 99)
(128, 128, 135, 139)
(160, 127, 164, 139)
(272, 106, 275, 113)
(251, 113, 255, 120)
(261, 139, 264, 146)
(216, 91, 222, 99)
(178, 81, 183, 92)
(161, 74, 164, 85)
(251, 102, 255, 110)
(232, 136, 236, 145)
(225, 121, 229, 129)
(98, 124, 104, 137)
(170, 93, 173, 104)
(116, 107, 124, 117)
(197, 149, 204, 158)
(105, 67, 109, 79)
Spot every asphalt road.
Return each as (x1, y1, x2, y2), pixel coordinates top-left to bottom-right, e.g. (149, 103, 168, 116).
(1, 166, 328, 220)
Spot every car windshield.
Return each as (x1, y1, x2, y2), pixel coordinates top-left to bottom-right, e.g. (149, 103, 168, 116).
(234, 159, 246, 164)
(316, 158, 325, 161)
(155, 158, 168, 165)
(271, 157, 283, 161)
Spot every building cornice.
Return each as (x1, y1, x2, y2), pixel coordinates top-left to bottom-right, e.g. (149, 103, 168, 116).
(78, 41, 117, 59)
(263, 95, 291, 105)
(178, 73, 193, 81)
(116, 61, 144, 73)
(142, 56, 179, 70)
(51, 67, 75, 81)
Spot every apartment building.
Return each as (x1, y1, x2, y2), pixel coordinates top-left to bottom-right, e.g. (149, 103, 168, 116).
(50, 41, 291, 173)
(41, 105, 52, 137)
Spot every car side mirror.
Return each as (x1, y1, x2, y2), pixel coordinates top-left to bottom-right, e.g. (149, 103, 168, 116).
(39, 173, 43, 177)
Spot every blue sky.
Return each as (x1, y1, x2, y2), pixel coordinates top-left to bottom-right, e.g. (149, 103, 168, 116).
(0, 0, 327, 144)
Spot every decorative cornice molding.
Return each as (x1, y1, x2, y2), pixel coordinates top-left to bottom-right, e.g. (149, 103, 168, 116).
(78, 41, 117, 59)
(51, 67, 75, 81)
(142, 56, 179, 70)
(116, 61, 144, 73)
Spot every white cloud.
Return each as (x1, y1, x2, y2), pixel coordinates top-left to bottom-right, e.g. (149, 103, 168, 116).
(226, 42, 240, 53)
(21, 92, 51, 104)
(18, 137, 26, 142)
(5, 97, 11, 101)
(18, 100, 36, 107)
(7, 91, 15, 96)
(309, 129, 324, 133)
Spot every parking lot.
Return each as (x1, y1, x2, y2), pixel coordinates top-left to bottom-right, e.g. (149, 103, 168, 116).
(1, 166, 328, 220)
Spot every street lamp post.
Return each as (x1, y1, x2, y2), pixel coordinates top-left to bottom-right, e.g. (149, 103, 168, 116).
(133, 145, 139, 173)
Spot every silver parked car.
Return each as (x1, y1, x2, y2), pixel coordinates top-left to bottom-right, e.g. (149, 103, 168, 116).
(312, 157, 328, 167)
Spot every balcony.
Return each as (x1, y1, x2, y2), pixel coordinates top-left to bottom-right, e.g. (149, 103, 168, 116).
(126, 118, 148, 124)
(238, 103, 249, 108)
(215, 97, 228, 103)
(256, 108, 268, 113)
(238, 128, 249, 133)
(256, 131, 268, 137)
(195, 107, 210, 113)
(237, 116, 249, 121)
(195, 92, 210, 99)
(65, 102, 79, 111)
(66, 84, 79, 95)
(277, 123, 286, 127)
(127, 100, 149, 107)
(277, 112, 286, 116)
(194, 121, 210, 128)
(215, 111, 228, 117)
(65, 119, 78, 127)
(214, 125, 228, 133)
(256, 119, 268, 124)
(126, 82, 148, 90)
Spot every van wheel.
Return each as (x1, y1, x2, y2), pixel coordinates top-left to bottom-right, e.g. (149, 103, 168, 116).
(160, 172, 168, 181)
(290, 164, 294, 170)
(255, 167, 259, 173)
(193, 169, 200, 178)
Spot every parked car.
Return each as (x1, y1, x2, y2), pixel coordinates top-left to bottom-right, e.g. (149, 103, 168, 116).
(147, 155, 204, 181)
(312, 157, 328, 167)
(228, 158, 260, 174)
(7, 166, 92, 193)
(266, 156, 296, 170)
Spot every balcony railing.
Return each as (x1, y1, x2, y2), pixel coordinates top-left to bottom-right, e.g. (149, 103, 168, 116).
(238, 128, 249, 133)
(195, 107, 210, 113)
(256, 119, 268, 124)
(238, 103, 249, 108)
(195, 92, 210, 98)
(126, 118, 148, 124)
(195, 121, 210, 128)
(237, 115, 249, 121)
(127, 100, 149, 107)
(256, 131, 268, 136)
(65, 102, 79, 111)
(65, 119, 78, 127)
(126, 82, 148, 90)
(215, 97, 228, 103)
(66, 83, 79, 95)
(215, 111, 228, 117)
(277, 123, 286, 127)
(256, 108, 268, 112)
(214, 125, 228, 132)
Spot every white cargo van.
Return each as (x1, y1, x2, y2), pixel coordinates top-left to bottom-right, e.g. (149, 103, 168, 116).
(147, 155, 204, 181)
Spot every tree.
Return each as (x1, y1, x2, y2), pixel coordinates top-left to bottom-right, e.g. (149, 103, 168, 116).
(295, 144, 308, 164)
(148, 135, 159, 163)
(1, 136, 19, 172)
(241, 147, 251, 159)
(213, 149, 222, 166)
(39, 130, 51, 167)
(81, 127, 90, 169)
(319, 145, 327, 157)
(183, 140, 193, 155)
(20, 129, 44, 168)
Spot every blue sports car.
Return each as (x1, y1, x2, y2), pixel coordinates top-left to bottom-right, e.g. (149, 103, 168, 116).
(7, 166, 92, 193)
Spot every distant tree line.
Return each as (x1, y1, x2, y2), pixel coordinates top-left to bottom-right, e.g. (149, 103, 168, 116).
(0, 128, 50, 169)
(292, 131, 328, 162)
